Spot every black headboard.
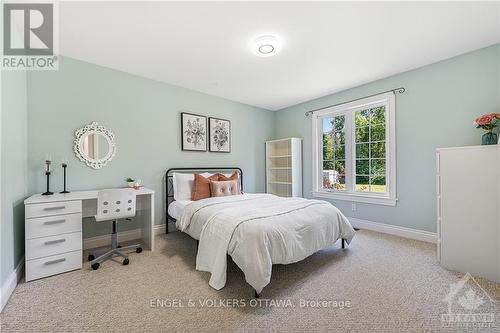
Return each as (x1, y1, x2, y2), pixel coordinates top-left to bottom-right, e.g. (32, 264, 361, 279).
(165, 167, 243, 233)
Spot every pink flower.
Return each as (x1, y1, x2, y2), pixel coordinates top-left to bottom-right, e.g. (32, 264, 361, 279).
(475, 114, 496, 126)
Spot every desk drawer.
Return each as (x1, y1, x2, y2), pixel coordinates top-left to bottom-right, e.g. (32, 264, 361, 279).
(26, 200, 81, 218)
(26, 213, 82, 239)
(26, 232, 82, 260)
(26, 250, 82, 282)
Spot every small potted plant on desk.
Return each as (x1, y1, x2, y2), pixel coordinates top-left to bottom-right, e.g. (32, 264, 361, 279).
(126, 178, 142, 189)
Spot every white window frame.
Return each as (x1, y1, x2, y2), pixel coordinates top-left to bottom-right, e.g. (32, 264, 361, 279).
(311, 92, 397, 206)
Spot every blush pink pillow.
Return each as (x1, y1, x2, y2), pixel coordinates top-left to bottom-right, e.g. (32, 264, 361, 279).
(217, 171, 239, 181)
(210, 180, 240, 197)
(192, 173, 220, 201)
(216, 171, 241, 194)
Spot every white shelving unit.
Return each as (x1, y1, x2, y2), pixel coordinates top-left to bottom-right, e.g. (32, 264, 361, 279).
(266, 138, 302, 197)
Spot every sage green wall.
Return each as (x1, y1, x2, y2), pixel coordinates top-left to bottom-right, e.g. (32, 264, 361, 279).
(12, 43, 500, 270)
(1, 69, 28, 286)
(27, 57, 275, 237)
(275, 43, 500, 233)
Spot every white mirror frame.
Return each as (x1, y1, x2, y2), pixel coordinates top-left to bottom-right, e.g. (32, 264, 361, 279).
(73, 122, 116, 169)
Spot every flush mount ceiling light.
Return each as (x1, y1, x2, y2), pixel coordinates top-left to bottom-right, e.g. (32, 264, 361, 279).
(252, 35, 281, 57)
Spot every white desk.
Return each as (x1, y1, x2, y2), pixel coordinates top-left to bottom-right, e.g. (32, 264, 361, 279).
(24, 188, 155, 281)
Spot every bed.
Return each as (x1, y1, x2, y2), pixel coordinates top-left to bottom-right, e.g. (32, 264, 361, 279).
(165, 167, 355, 297)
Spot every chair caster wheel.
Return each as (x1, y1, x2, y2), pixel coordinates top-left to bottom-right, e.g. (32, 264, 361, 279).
(88, 254, 95, 261)
(91, 263, 100, 270)
(117, 245, 122, 248)
(123, 258, 129, 265)
(136, 247, 142, 254)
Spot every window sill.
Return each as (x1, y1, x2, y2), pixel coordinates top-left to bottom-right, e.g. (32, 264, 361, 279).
(311, 191, 398, 206)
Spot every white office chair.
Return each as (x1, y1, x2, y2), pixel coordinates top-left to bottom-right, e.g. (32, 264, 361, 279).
(88, 188, 142, 270)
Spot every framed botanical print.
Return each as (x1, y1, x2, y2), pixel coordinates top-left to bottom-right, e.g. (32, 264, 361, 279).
(181, 112, 207, 151)
(209, 117, 231, 153)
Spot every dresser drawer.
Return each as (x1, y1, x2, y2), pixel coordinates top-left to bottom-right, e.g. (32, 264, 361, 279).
(26, 200, 82, 218)
(25, 250, 82, 282)
(26, 232, 82, 260)
(26, 213, 82, 239)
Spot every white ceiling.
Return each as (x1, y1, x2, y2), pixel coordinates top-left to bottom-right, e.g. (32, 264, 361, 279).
(60, 1, 500, 111)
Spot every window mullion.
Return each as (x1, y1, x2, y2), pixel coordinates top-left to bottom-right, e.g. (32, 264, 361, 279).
(317, 117, 323, 192)
(368, 121, 371, 192)
(345, 112, 354, 192)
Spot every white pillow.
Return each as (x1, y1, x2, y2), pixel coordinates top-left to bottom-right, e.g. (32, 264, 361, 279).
(172, 172, 212, 201)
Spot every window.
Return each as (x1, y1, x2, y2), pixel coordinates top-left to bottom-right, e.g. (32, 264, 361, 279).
(312, 92, 397, 206)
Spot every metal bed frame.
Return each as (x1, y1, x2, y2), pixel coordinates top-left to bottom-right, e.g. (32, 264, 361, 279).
(165, 167, 243, 234)
(164, 166, 346, 298)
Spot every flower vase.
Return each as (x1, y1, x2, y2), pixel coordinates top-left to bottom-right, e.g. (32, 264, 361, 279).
(482, 131, 498, 145)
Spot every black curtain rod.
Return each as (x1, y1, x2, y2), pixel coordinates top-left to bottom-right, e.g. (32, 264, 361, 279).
(304, 87, 406, 117)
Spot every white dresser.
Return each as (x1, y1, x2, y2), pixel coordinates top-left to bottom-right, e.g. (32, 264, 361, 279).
(25, 200, 83, 281)
(436, 145, 500, 283)
(24, 188, 155, 282)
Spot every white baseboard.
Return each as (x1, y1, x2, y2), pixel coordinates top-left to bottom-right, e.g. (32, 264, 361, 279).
(154, 224, 166, 235)
(83, 229, 143, 250)
(348, 217, 437, 243)
(83, 224, 171, 250)
(154, 222, 178, 235)
(0, 256, 25, 313)
(156, 220, 437, 244)
(80, 218, 437, 250)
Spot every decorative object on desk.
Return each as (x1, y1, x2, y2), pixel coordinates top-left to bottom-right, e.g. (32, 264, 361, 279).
(126, 177, 135, 188)
(474, 113, 500, 145)
(209, 117, 231, 152)
(132, 179, 142, 189)
(181, 112, 207, 151)
(42, 157, 53, 196)
(126, 177, 142, 189)
(74, 122, 116, 169)
(60, 158, 70, 194)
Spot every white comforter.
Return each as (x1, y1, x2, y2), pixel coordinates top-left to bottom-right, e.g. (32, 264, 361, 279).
(176, 193, 355, 293)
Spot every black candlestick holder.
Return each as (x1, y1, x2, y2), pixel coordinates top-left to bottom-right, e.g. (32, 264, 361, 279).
(60, 163, 70, 194)
(42, 171, 53, 196)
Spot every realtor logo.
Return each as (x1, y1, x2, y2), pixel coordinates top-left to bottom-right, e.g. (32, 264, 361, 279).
(441, 272, 498, 329)
(3, 3, 53, 55)
(2, 1, 58, 70)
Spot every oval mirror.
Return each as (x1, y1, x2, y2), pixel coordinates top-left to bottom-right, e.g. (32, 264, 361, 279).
(74, 122, 116, 169)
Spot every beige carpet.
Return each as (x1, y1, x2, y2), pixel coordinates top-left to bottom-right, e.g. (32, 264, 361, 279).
(1, 229, 498, 332)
